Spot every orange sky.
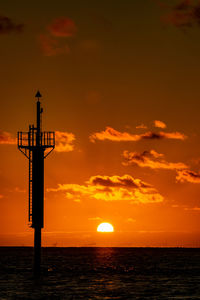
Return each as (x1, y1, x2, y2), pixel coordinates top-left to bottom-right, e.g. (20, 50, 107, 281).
(1, 0, 200, 247)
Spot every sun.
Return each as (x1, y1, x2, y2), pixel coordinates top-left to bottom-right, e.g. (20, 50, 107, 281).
(97, 222, 114, 232)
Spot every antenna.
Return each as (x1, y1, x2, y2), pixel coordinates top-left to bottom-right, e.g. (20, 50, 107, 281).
(17, 92, 55, 277)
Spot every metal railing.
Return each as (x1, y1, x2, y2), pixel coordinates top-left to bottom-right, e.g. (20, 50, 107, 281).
(18, 131, 55, 148)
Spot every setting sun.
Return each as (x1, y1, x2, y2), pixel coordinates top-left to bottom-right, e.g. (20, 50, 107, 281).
(97, 223, 114, 232)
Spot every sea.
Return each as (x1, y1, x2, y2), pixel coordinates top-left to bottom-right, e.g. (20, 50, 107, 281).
(0, 247, 200, 299)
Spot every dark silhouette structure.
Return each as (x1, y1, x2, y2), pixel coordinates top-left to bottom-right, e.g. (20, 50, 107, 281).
(18, 91, 55, 277)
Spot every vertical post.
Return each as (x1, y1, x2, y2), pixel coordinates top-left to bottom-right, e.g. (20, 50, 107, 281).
(32, 148, 44, 278)
(33, 98, 43, 278)
(34, 227, 41, 277)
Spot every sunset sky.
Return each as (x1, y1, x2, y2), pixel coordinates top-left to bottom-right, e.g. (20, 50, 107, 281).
(1, 0, 200, 247)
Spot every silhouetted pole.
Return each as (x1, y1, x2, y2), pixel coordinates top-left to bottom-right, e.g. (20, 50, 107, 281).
(34, 227, 41, 277)
(32, 95, 43, 277)
(18, 92, 55, 278)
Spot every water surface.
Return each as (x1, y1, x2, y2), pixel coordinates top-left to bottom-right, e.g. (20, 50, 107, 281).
(0, 247, 200, 299)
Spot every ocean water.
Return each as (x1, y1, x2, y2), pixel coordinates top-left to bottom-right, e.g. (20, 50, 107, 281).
(0, 247, 200, 299)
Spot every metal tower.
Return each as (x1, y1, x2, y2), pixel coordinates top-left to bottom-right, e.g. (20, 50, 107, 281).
(18, 91, 55, 277)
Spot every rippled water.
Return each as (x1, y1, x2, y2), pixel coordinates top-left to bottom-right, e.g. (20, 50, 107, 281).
(0, 247, 200, 299)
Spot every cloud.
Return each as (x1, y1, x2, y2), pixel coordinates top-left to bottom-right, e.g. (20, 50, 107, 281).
(88, 174, 152, 189)
(55, 131, 75, 152)
(142, 131, 186, 140)
(39, 17, 77, 56)
(161, 0, 200, 29)
(89, 126, 187, 142)
(123, 149, 188, 170)
(154, 120, 167, 129)
(47, 17, 77, 37)
(90, 127, 141, 142)
(47, 174, 164, 204)
(176, 169, 200, 183)
(0, 131, 16, 145)
(136, 124, 147, 129)
(184, 207, 200, 211)
(39, 34, 70, 56)
(0, 15, 24, 34)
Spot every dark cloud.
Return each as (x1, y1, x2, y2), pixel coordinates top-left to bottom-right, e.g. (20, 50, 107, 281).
(123, 150, 188, 170)
(175, 0, 192, 11)
(47, 17, 77, 37)
(142, 132, 164, 140)
(0, 15, 24, 34)
(39, 17, 77, 56)
(39, 34, 70, 56)
(161, 0, 200, 29)
(176, 169, 200, 183)
(142, 131, 186, 140)
(88, 174, 152, 189)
